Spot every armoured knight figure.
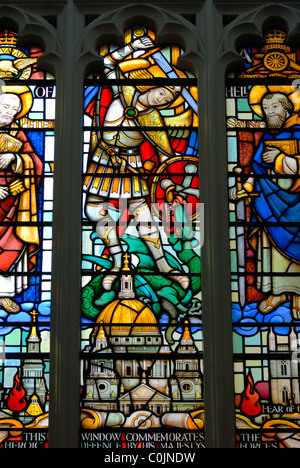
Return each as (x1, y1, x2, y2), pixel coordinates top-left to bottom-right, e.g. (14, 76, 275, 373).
(84, 35, 190, 291)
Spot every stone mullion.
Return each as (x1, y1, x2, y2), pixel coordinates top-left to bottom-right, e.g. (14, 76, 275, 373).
(199, 0, 236, 448)
(48, 0, 83, 448)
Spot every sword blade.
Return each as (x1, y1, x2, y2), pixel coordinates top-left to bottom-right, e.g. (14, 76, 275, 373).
(236, 199, 246, 308)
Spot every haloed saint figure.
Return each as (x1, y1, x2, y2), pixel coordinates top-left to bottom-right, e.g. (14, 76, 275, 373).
(0, 89, 42, 313)
(230, 89, 300, 319)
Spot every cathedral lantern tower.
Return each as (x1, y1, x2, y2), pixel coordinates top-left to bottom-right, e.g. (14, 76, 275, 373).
(118, 253, 135, 299)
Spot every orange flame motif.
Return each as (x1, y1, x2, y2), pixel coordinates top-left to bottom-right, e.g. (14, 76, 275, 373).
(7, 373, 27, 413)
(240, 371, 262, 417)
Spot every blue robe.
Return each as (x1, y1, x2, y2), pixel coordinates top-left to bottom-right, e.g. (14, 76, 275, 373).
(249, 121, 300, 264)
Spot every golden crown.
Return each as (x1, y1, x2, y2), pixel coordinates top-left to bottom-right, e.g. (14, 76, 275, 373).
(264, 29, 287, 45)
(0, 30, 18, 46)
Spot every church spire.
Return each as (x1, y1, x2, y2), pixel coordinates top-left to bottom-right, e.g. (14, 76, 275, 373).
(176, 321, 197, 355)
(181, 320, 193, 343)
(93, 321, 108, 351)
(27, 310, 40, 351)
(181, 321, 193, 345)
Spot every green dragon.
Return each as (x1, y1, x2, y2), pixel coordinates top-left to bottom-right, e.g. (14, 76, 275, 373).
(81, 204, 201, 344)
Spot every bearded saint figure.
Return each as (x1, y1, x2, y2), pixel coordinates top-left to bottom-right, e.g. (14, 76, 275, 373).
(83, 34, 190, 291)
(230, 89, 300, 319)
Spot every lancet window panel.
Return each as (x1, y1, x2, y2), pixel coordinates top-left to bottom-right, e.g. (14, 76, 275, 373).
(0, 28, 55, 448)
(80, 25, 204, 449)
(226, 26, 300, 448)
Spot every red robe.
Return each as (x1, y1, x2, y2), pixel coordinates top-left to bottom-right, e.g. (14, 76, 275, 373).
(0, 128, 43, 275)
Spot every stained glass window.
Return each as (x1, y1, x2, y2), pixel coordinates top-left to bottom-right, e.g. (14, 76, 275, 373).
(0, 29, 55, 448)
(226, 28, 300, 448)
(80, 26, 204, 451)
